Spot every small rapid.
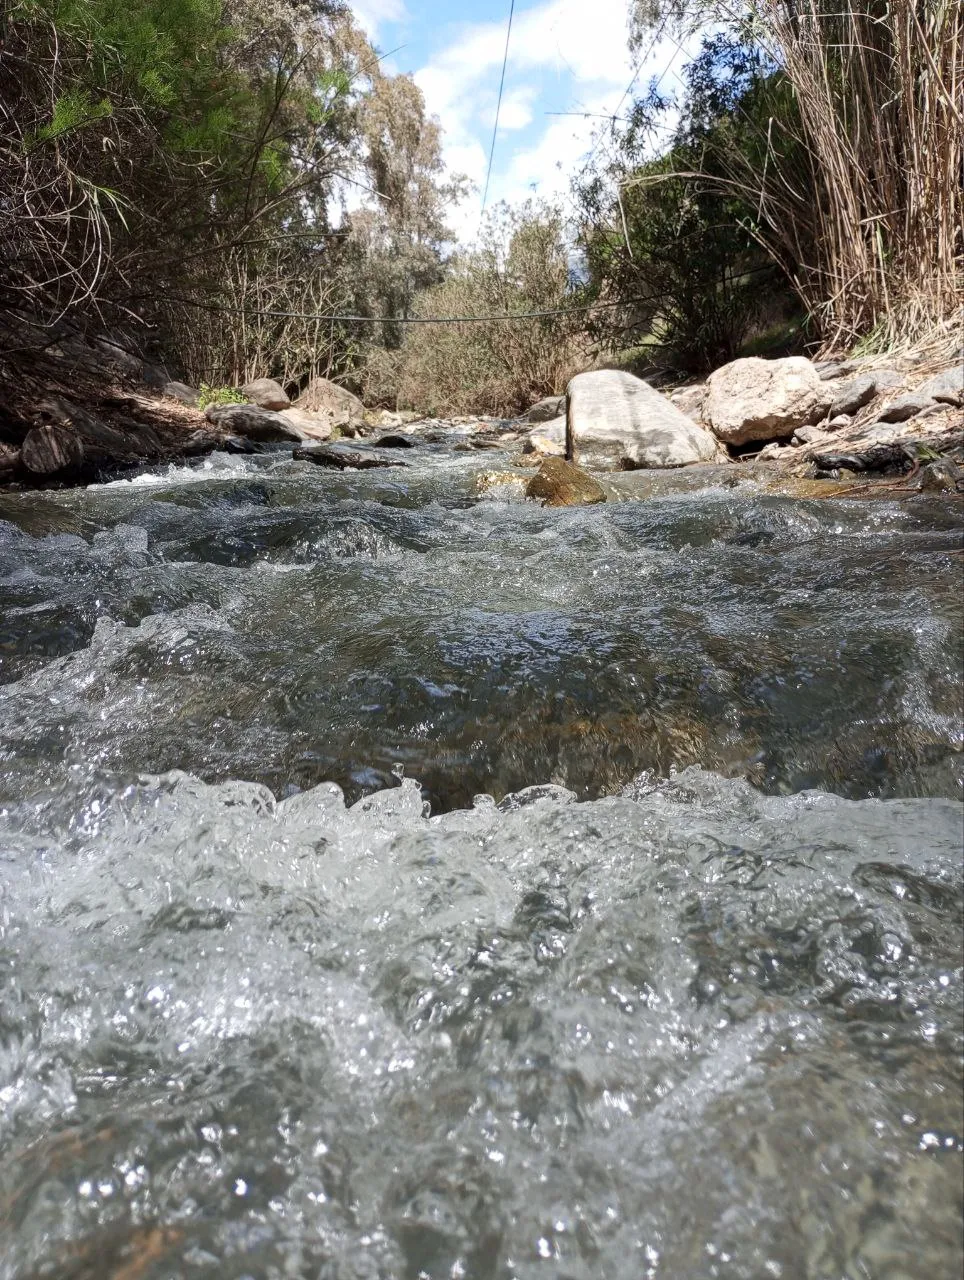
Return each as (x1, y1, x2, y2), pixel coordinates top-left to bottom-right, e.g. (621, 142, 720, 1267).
(0, 436, 961, 1277)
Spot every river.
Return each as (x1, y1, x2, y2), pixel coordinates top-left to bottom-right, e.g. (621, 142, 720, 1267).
(0, 435, 961, 1278)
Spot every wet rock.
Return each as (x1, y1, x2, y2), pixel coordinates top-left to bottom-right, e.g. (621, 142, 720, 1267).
(916, 366, 964, 407)
(292, 444, 406, 470)
(21, 424, 85, 478)
(814, 444, 916, 475)
(476, 470, 529, 500)
(567, 370, 720, 470)
(181, 430, 218, 457)
(705, 357, 834, 445)
(163, 381, 201, 407)
(526, 457, 607, 507)
(205, 403, 302, 443)
(242, 377, 291, 411)
(222, 435, 259, 454)
(917, 460, 964, 492)
(829, 370, 902, 417)
(374, 433, 417, 448)
(527, 395, 566, 423)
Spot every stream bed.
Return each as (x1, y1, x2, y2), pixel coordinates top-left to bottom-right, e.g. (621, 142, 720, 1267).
(0, 438, 962, 1278)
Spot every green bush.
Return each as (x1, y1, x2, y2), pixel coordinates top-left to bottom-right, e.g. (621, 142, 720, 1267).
(197, 384, 247, 410)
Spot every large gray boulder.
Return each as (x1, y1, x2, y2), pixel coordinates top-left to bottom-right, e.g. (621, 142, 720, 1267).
(278, 407, 333, 442)
(205, 403, 302, 443)
(566, 370, 720, 470)
(242, 377, 291, 411)
(295, 377, 366, 429)
(705, 357, 834, 445)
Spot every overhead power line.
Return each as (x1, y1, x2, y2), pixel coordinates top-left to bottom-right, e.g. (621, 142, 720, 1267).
(481, 0, 516, 220)
(161, 295, 625, 325)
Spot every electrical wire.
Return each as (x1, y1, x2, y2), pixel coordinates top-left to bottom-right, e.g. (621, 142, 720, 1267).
(480, 0, 516, 219)
(159, 295, 625, 325)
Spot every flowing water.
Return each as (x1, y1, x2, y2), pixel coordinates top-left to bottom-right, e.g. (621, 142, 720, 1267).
(0, 437, 961, 1278)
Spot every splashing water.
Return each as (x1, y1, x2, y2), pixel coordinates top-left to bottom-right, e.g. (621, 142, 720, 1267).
(0, 441, 961, 1277)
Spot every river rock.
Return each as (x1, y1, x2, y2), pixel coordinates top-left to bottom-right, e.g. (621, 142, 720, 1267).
(21, 424, 85, 478)
(292, 444, 406, 470)
(374, 433, 417, 448)
(163, 381, 201, 407)
(0, 442, 20, 479)
(566, 370, 720, 470)
(669, 384, 707, 422)
(242, 377, 291, 411)
(526, 457, 607, 507)
(278, 407, 333, 442)
(916, 366, 964, 406)
(522, 415, 566, 457)
(876, 391, 935, 423)
(295, 377, 366, 430)
(705, 357, 834, 445)
(205, 403, 302, 443)
(527, 395, 566, 423)
(917, 459, 963, 492)
(829, 370, 902, 417)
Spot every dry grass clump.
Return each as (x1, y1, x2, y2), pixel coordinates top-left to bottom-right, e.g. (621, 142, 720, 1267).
(764, 0, 962, 351)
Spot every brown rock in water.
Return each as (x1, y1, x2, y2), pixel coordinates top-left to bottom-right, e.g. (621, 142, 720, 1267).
(292, 444, 406, 470)
(21, 425, 84, 478)
(526, 457, 606, 507)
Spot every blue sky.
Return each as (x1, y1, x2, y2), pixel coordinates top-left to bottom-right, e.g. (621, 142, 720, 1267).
(351, 0, 686, 241)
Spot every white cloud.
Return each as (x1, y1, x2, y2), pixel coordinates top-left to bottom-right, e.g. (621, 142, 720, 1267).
(413, 0, 687, 243)
(350, 0, 407, 41)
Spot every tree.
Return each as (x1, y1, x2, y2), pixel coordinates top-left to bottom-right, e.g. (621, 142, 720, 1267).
(380, 203, 587, 417)
(624, 0, 963, 349)
(576, 35, 796, 373)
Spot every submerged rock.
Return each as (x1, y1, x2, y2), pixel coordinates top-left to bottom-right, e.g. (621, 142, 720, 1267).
(292, 444, 407, 470)
(374, 433, 418, 448)
(526, 457, 607, 506)
(567, 370, 720, 470)
(705, 356, 834, 445)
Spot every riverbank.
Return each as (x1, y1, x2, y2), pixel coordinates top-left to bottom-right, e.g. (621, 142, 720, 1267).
(2, 311, 962, 495)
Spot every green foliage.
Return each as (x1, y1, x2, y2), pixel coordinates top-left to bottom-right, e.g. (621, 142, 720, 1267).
(374, 203, 587, 418)
(30, 89, 112, 145)
(576, 33, 799, 373)
(197, 384, 247, 410)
